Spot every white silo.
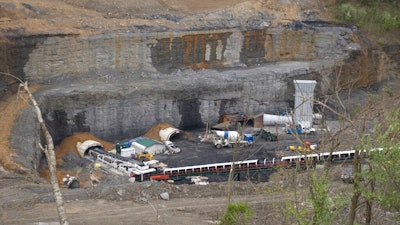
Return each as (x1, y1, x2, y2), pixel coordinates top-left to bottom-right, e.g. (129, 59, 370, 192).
(293, 80, 317, 125)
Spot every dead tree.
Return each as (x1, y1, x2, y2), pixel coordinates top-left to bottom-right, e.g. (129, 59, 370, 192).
(1, 72, 69, 225)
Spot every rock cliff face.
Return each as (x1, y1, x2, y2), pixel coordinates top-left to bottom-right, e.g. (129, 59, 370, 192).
(3, 23, 355, 81)
(8, 23, 363, 151)
(1, 0, 396, 173)
(6, 22, 359, 144)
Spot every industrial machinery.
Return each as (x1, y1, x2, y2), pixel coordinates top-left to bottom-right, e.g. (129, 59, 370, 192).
(211, 130, 254, 149)
(137, 151, 154, 161)
(288, 141, 317, 152)
(257, 128, 278, 141)
(76, 140, 156, 179)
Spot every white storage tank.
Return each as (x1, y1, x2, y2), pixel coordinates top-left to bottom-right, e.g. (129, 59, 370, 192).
(263, 114, 293, 126)
(120, 147, 136, 158)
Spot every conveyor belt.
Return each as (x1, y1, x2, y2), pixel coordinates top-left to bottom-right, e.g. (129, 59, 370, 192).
(87, 146, 132, 162)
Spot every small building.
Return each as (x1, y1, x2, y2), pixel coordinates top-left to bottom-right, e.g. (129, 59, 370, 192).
(129, 137, 165, 155)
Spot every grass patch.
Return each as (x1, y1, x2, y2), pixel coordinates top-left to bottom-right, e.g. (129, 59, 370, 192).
(334, 1, 400, 44)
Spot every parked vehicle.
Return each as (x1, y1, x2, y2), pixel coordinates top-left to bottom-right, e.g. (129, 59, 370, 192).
(212, 130, 254, 149)
(286, 121, 316, 135)
(135, 151, 154, 161)
(164, 140, 181, 153)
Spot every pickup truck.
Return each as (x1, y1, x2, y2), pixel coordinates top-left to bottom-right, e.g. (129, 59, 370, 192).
(164, 140, 181, 153)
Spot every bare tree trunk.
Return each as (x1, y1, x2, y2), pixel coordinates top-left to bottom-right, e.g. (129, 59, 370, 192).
(348, 150, 361, 225)
(365, 164, 374, 225)
(20, 80, 69, 225)
(2, 72, 69, 224)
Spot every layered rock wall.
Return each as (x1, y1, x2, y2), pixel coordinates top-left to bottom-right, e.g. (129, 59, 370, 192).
(7, 23, 369, 172)
(1, 24, 354, 82)
(7, 24, 360, 144)
(35, 63, 314, 143)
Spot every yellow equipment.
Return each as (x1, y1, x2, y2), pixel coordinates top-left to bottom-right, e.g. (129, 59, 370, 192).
(137, 151, 154, 161)
(289, 145, 303, 151)
(289, 141, 312, 152)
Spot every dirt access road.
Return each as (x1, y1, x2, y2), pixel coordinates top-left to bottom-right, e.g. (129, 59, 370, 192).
(1, 162, 317, 225)
(1, 191, 292, 225)
(1, 161, 356, 225)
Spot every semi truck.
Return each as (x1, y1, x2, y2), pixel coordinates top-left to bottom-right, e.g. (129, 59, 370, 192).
(211, 130, 254, 149)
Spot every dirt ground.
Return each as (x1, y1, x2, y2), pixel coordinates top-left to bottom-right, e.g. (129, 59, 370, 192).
(0, 0, 330, 36)
(0, 174, 315, 225)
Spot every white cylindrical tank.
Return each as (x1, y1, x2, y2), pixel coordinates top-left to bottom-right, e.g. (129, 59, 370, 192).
(214, 130, 240, 142)
(263, 114, 293, 126)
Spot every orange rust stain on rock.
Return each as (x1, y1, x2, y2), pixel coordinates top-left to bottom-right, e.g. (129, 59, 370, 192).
(182, 33, 232, 69)
(0, 84, 41, 173)
(183, 35, 207, 68)
(242, 30, 267, 64)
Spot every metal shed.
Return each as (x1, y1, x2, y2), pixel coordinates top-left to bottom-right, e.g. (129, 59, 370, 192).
(130, 137, 166, 155)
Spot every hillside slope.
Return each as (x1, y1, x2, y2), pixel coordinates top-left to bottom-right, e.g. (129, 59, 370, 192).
(0, 0, 331, 35)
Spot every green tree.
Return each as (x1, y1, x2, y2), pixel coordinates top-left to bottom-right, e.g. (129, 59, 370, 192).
(346, 92, 400, 224)
(364, 109, 400, 215)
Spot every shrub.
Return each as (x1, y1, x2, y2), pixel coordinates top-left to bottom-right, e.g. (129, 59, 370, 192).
(378, 11, 400, 31)
(337, 3, 368, 24)
(219, 201, 254, 225)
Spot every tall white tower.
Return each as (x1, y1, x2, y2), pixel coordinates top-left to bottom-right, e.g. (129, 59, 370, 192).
(293, 80, 317, 125)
